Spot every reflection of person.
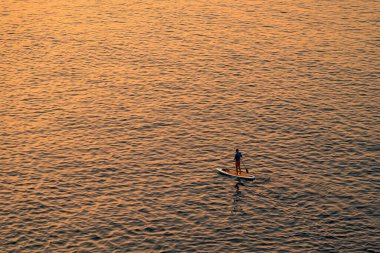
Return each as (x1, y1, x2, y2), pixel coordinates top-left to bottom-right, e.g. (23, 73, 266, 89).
(235, 178, 245, 191)
(234, 149, 243, 174)
(232, 178, 245, 214)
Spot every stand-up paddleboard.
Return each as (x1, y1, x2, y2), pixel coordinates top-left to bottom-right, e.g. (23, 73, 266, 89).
(217, 168, 255, 180)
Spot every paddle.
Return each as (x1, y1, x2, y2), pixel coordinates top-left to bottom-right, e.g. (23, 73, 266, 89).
(242, 160, 248, 173)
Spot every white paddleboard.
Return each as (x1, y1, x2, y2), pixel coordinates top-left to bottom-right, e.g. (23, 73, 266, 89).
(217, 168, 255, 180)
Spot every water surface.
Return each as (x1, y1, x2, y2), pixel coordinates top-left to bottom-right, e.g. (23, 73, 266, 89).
(1, 0, 379, 252)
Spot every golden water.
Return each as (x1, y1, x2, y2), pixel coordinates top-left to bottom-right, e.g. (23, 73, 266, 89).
(1, 0, 379, 252)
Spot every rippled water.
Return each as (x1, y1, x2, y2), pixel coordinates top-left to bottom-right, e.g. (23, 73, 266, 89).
(1, 0, 379, 252)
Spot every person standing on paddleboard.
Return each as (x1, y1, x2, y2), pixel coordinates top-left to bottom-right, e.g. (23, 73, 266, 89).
(234, 149, 243, 174)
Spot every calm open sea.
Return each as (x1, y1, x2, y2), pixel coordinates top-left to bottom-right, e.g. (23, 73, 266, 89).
(1, 0, 379, 252)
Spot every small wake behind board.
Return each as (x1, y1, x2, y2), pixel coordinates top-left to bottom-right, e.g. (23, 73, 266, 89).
(217, 168, 255, 181)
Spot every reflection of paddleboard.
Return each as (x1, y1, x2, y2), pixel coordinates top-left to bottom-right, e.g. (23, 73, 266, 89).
(217, 168, 255, 180)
